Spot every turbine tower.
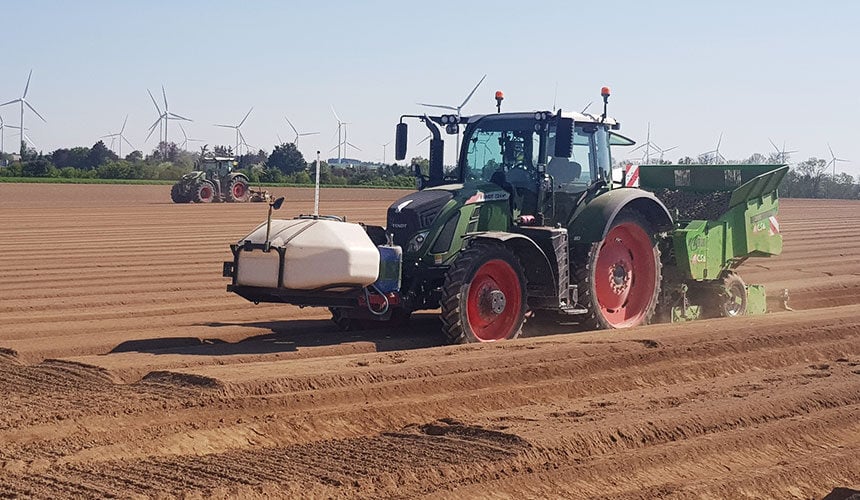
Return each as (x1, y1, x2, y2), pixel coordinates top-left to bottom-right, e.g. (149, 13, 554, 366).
(382, 140, 392, 164)
(285, 116, 319, 147)
(417, 74, 486, 156)
(101, 115, 135, 157)
(145, 86, 192, 145)
(214, 107, 253, 156)
(0, 70, 46, 154)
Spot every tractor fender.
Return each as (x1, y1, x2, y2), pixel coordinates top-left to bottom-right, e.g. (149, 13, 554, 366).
(227, 172, 249, 182)
(466, 232, 556, 299)
(569, 189, 673, 245)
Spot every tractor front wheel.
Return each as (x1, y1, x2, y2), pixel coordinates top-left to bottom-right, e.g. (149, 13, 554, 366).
(228, 177, 250, 202)
(575, 211, 662, 330)
(441, 241, 527, 344)
(170, 183, 189, 203)
(193, 181, 216, 203)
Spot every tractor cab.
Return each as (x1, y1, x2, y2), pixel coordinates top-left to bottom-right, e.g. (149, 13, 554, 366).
(396, 107, 632, 227)
(198, 156, 237, 180)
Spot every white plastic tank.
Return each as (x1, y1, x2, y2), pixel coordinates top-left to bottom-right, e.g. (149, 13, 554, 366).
(236, 218, 380, 290)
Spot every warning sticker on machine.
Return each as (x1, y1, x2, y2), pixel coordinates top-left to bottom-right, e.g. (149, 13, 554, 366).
(466, 191, 510, 204)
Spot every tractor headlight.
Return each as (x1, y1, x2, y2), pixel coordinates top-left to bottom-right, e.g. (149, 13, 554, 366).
(407, 231, 429, 253)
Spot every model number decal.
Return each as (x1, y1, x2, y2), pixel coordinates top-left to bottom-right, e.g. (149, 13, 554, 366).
(465, 191, 510, 204)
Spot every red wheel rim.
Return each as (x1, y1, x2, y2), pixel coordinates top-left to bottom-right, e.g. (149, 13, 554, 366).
(593, 222, 657, 328)
(465, 259, 522, 341)
(232, 182, 246, 199)
(200, 186, 213, 201)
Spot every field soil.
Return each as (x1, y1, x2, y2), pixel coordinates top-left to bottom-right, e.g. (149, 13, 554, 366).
(1, 182, 858, 499)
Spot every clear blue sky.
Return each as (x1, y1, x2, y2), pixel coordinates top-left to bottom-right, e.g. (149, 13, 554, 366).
(2, 0, 858, 176)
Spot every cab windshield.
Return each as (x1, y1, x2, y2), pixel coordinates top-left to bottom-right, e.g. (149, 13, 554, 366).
(462, 118, 542, 185)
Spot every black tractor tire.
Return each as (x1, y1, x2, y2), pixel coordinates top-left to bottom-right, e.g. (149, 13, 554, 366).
(574, 211, 662, 330)
(193, 181, 216, 203)
(227, 177, 250, 202)
(441, 240, 527, 344)
(706, 271, 747, 318)
(170, 183, 189, 203)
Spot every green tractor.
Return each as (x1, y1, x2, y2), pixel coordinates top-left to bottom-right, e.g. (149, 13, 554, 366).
(171, 155, 257, 203)
(224, 88, 786, 343)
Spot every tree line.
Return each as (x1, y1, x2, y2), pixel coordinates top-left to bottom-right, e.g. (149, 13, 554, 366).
(1, 140, 858, 198)
(0, 140, 416, 188)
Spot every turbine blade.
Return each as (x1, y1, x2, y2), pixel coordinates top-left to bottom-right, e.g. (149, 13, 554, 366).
(213, 124, 234, 129)
(122, 136, 135, 150)
(581, 101, 593, 113)
(768, 138, 779, 152)
(147, 116, 162, 132)
(238, 107, 253, 127)
(330, 105, 341, 123)
(0, 99, 20, 107)
(299, 132, 320, 136)
(346, 142, 361, 151)
(417, 103, 458, 111)
(459, 74, 487, 109)
(417, 135, 431, 145)
(285, 116, 298, 135)
(24, 101, 47, 122)
(178, 122, 188, 139)
(168, 112, 192, 121)
(23, 69, 33, 98)
(147, 89, 162, 114)
(120, 114, 129, 134)
(161, 85, 168, 111)
(145, 124, 159, 142)
(828, 143, 835, 158)
(328, 144, 340, 153)
(23, 133, 36, 147)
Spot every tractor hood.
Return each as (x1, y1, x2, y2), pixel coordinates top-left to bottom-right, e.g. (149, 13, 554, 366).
(386, 188, 454, 247)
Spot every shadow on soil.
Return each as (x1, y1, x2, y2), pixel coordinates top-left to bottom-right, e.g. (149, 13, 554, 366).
(109, 313, 448, 357)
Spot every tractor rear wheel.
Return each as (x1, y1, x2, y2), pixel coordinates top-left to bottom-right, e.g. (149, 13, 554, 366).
(441, 241, 527, 344)
(170, 183, 188, 203)
(575, 211, 662, 330)
(193, 181, 216, 203)
(228, 177, 250, 202)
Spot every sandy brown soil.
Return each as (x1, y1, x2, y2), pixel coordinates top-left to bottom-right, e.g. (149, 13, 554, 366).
(0, 182, 858, 499)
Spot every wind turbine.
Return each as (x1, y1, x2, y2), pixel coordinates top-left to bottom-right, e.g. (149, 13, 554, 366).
(284, 116, 319, 147)
(101, 115, 135, 157)
(627, 123, 662, 163)
(214, 107, 253, 156)
(330, 106, 360, 164)
(0, 115, 23, 156)
(381, 140, 392, 164)
(768, 138, 797, 164)
(145, 86, 191, 144)
(826, 143, 849, 175)
(0, 70, 46, 154)
(699, 133, 726, 164)
(177, 123, 204, 151)
(417, 74, 487, 156)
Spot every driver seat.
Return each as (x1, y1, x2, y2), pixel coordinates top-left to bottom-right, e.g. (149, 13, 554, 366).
(547, 157, 582, 185)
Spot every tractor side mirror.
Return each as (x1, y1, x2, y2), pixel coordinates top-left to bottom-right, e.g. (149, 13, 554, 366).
(395, 123, 408, 161)
(271, 196, 285, 210)
(554, 118, 574, 158)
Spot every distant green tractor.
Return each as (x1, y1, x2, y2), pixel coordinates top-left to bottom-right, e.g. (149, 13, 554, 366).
(171, 155, 262, 203)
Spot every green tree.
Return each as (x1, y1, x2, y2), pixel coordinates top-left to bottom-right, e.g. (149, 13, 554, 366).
(267, 143, 306, 175)
(22, 158, 54, 177)
(796, 157, 829, 198)
(86, 140, 118, 169)
(125, 150, 144, 162)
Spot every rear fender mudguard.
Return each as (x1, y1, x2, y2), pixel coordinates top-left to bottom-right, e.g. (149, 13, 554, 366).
(569, 189, 673, 245)
(466, 232, 556, 299)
